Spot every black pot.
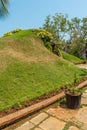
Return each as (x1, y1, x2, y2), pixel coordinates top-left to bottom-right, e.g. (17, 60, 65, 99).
(65, 92, 82, 109)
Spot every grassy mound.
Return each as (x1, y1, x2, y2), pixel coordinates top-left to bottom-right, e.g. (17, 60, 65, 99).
(0, 29, 86, 111)
(62, 51, 84, 64)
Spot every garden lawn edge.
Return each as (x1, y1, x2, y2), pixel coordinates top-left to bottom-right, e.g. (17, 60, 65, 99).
(0, 80, 87, 129)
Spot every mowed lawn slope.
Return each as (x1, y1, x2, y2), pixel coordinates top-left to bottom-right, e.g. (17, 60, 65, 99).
(62, 51, 84, 64)
(0, 29, 86, 111)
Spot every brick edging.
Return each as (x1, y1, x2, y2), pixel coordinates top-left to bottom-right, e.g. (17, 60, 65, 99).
(0, 80, 87, 128)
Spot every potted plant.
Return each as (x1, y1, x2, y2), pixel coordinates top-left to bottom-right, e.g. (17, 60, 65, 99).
(64, 85, 82, 109)
(64, 73, 83, 109)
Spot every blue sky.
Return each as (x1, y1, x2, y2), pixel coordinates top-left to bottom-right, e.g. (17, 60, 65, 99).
(0, 0, 87, 37)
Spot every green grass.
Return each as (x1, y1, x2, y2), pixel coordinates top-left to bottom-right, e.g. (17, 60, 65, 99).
(0, 29, 86, 111)
(2, 29, 36, 38)
(0, 59, 86, 111)
(62, 51, 84, 64)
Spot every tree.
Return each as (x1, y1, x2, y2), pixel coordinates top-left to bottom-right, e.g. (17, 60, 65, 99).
(43, 13, 68, 41)
(67, 17, 81, 43)
(66, 17, 87, 59)
(0, 0, 9, 18)
(43, 13, 68, 56)
(81, 18, 87, 59)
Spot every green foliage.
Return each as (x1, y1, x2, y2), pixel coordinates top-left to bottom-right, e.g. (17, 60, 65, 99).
(43, 13, 68, 41)
(32, 29, 53, 49)
(64, 73, 84, 95)
(11, 28, 22, 33)
(3, 28, 22, 37)
(53, 46, 59, 55)
(3, 32, 13, 37)
(42, 13, 87, 59)
(43, 41, 51, 50)
(36, 29, 53, 42)
(65, 85, 83, 95)
(54, 47, 63, 57)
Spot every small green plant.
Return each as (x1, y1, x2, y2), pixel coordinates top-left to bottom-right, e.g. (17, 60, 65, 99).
(68, 87, 82, 95)
(64, 83, 83, 95)
(64, 73, 84, 95)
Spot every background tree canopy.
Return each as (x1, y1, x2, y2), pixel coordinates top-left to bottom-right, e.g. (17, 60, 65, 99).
(42, 13, 87, 59)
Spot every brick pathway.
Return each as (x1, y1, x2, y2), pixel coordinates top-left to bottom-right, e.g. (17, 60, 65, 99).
(76, 64, 87, 69)
(4, 89, 86, 130)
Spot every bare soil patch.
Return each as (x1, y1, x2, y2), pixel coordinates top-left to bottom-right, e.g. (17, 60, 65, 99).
(0, 47, 58, 63)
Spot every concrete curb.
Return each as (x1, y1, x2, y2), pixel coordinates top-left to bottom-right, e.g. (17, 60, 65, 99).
(0, 80, 87, 128)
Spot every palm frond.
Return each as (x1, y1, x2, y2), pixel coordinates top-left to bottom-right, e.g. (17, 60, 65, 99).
(0, 0, 9, 18)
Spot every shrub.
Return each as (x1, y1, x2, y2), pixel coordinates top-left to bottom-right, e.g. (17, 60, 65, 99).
(37, 29, 53, 43)
(11, 28, 22, 34)
(3, 28, 22, 37)
(3, 32, 13, 37)
(31, 29, 53, 50)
